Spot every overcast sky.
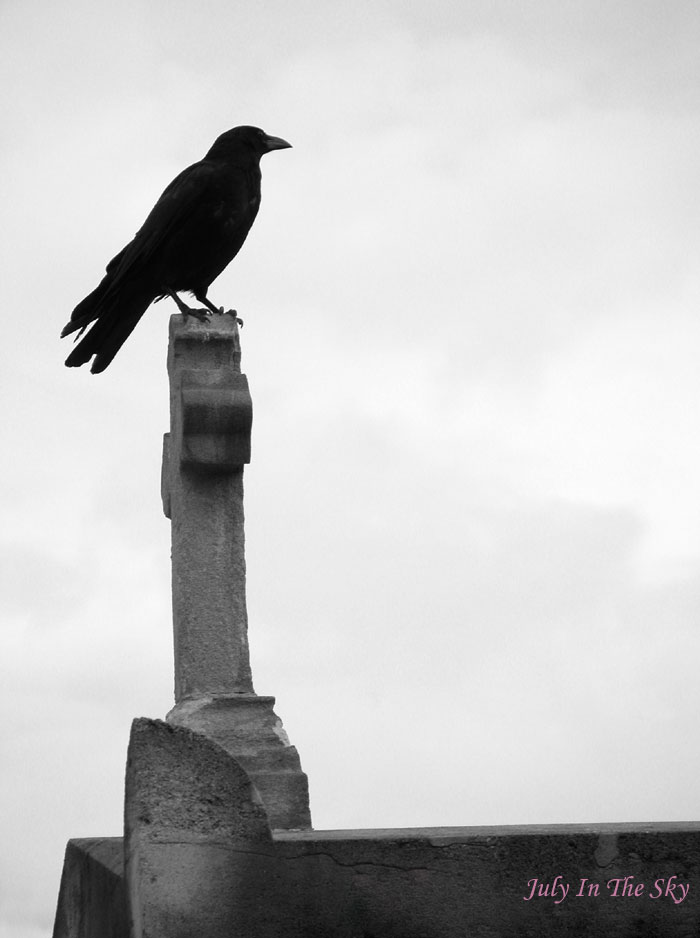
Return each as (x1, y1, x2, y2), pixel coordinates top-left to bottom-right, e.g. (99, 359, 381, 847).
(3, 1, 700, 935)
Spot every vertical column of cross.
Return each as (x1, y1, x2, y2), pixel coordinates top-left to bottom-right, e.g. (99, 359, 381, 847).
(161, 313, 312, 830)
(161, 313, 254, 700)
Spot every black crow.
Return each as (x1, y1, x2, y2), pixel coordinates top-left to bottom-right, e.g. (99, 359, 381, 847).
(61, 125, 291, 373)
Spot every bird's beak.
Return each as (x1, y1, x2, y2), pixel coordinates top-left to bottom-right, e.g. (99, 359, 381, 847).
(264, 135, 292, 152)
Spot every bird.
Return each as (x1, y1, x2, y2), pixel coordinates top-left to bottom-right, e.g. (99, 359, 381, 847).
(61, 125, 292, 373)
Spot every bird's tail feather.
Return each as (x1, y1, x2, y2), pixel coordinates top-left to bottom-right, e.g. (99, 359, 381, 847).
(61, 278, 112, 339)
(64, 284, 153, 373)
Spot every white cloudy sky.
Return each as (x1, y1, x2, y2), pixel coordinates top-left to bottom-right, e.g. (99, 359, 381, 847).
(2, 0, 700, 934)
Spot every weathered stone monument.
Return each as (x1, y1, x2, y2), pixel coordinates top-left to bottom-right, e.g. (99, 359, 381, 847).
(160, 314, 310, 831)
(53, 315, 700, 937)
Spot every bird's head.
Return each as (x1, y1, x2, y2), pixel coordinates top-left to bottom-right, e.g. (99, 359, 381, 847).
(206, 126, 292, 161)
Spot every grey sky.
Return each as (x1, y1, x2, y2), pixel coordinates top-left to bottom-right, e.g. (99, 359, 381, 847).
(2, 1, 700, 935)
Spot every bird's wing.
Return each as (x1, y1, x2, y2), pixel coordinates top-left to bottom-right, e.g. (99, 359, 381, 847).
(107, 160, 255, 288)
(106, 161, 217, 280)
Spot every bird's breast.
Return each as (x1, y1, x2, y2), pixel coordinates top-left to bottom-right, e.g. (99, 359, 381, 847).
(212, 191, 259, 219)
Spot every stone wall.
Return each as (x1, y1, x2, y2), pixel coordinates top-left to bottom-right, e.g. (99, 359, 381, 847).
(53, 720, 700, 937)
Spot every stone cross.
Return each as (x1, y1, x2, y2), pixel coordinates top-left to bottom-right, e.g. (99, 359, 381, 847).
(160, 314, 311, 830)
(161, 313, 254, 699)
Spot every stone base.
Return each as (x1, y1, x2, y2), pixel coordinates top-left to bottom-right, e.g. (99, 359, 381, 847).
(53, 838, 127, 938)
(166, 694, 311, 830)
(53, 721, 700, 938)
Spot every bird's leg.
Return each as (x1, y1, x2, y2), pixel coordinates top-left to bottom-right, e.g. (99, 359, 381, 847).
(196, 292, 243, 327)
(166, 289, 211, 323)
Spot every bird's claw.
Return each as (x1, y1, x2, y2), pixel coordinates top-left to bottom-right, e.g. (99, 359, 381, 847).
(211, 307, 242, 327)
(182, 308, 211, 324)
(224, 309, 244, 327)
